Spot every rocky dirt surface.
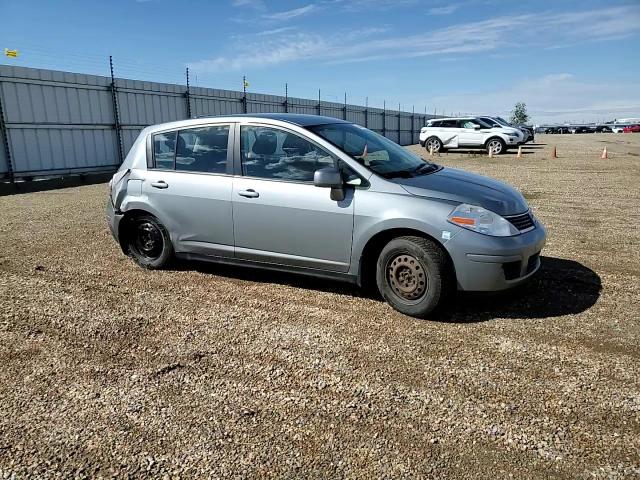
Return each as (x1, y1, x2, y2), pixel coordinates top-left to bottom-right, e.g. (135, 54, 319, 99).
(1, 133, 639, 479)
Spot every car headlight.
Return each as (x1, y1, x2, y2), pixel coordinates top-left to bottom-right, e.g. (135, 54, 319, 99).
(447, 204, 519, 237)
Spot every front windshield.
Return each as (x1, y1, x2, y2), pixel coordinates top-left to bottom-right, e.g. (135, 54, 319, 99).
(308, 123, 438, 179)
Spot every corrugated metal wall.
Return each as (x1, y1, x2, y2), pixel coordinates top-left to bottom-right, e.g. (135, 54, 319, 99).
(0, 65, 437, 180)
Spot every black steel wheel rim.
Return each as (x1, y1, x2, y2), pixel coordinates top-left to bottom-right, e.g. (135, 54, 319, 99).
(386, 253, 428, 303)
(134, 220, 163, 260)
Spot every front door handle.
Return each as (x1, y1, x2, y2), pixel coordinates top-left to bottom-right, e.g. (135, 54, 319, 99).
(238, 189, 259, 198)
(151, 181, 168, 189)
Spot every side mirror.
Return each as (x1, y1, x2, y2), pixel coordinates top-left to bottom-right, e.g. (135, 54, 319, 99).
(314, 167, 345, 201)
(473, 124, 481, 130)
(314, 167, 343, 188)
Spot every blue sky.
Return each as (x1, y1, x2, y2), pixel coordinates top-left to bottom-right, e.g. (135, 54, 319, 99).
(1, 0, 639, 123)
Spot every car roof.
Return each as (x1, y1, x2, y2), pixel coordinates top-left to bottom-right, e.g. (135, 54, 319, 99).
(229, 113, 350, 126)
(141, 113, 351, 135)
(428, 117, 474, 121)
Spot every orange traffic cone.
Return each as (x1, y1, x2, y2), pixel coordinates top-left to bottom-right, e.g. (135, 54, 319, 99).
(516, 145, 523, 158)
(601, 147, 608, 159)
(551, 146, 557, 159)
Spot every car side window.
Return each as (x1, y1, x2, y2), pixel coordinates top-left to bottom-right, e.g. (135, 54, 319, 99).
(240, 126, 335, 182)
(176, 125, 229, 174)
(153, 131, 176, 169)
(460, 120, 478, 129)
(440, 120, 457, 128)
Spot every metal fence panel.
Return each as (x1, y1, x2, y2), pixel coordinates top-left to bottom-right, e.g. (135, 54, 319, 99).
(0, 127, 7, 176)
(0, 65, 439, 180)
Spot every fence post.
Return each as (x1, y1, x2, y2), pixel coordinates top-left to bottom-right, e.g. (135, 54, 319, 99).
(0, 81, 14, 182)
(317, 89, 321, 116)
(411, 105, 415, 145)
(382, 100, 386, 137)
(364, 96, 368, 129)
(242, 76, 248, 113)
(398, 102, 401, 143)
(109, 56, 124, 165)
(185, 67, 192, 119)
(343, 93, 347, 120)
(284, 83, 288, 113)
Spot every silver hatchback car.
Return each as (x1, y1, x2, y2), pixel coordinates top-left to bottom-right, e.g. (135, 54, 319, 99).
(107, 114, 546, 318)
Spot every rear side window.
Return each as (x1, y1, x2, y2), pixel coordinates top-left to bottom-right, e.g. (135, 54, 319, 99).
(176, 125, 229, 174)
(429, 121, 441, 127)
(153, 132, 176, 169)
(440, 120, 457, 128)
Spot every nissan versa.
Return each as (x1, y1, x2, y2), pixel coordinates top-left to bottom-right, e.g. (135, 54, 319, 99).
(107, 114, 546, 318)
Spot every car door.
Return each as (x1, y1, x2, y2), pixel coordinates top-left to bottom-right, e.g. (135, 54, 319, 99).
(439, 120, 459, 148)
(457, 119, 484, 146)
(231, 123, 354, 273)
(142, 124, 235, 257)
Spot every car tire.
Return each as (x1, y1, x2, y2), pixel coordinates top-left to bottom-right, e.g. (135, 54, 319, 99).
(376, 236, 453, 318)
(125, 214, 173, 269)
(425, 136, 443, 153)
(485, 137, 506, 155)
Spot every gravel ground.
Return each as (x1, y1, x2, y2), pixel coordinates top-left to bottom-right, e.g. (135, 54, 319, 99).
(1, 133, 639, 479)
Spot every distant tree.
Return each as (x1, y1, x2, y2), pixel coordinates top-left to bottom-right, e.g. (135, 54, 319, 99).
(510, 102, 529, 125)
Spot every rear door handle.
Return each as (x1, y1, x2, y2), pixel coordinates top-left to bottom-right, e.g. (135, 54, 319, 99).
(151, 181, 168, 189)
(238, 189, 259, 198)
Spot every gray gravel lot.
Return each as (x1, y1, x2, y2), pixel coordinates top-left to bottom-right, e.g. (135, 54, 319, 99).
(1, 133, 639, 478)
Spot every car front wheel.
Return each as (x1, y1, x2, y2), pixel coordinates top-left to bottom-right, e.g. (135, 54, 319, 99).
(376, 236, 452, 318)
(486, 138, 506, 155)
(125, 214, 173, 269)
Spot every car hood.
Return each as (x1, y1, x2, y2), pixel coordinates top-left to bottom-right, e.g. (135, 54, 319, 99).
(393, 167, 529, 216)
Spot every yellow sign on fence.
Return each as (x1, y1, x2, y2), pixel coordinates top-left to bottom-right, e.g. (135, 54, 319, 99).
(4, 48, 19, 58)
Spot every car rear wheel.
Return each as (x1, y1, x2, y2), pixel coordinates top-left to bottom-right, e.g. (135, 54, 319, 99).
(486, 138, 506, 155)
(126, 214, 173, 269)
(425, 136, 443, 153)
(376, 236, 452, 318)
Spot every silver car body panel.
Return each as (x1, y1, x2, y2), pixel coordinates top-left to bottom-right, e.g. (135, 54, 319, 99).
(108, 114, 546, 292)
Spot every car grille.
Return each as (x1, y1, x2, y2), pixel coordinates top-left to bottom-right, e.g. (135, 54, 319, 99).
(505, 212, 535, 232)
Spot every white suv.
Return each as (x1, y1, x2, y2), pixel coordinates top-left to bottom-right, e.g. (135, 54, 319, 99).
(419, 117, 523, 155)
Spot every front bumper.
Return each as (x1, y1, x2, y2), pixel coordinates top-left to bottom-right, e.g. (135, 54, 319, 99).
(445, 221, 547, 291)
(106, 199, 123, 243)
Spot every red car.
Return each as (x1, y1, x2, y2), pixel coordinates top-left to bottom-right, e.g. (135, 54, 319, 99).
(623, 124, 640, 133)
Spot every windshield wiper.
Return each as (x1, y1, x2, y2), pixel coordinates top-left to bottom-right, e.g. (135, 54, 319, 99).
(380, 169, 414, 179)
(412, 163, 439, 176)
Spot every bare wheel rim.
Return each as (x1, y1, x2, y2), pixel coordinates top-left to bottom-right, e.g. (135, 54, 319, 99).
(488, 140, 502, 154)
(134, 220, 163, 260)
(386, 253, 428, 303)
(426, 139, 441, 152)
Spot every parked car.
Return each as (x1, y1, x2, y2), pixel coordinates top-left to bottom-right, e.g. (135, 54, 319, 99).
(623, 124, 640, 133)
(476, 116, 533, 144)
(568, 125, 595, 134)
(611, 125, 627, 133)
(107, 114, 546, 318)
(494, 117, 534, 143)
(420, 117, 524, 155)
(595, 125, 612, 133)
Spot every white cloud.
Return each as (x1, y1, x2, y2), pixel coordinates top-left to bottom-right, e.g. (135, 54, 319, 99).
(194, 5, 640, 72)
(231, 0, 265, 9)
(263, 4, 318, 21)
(428, 4, 461, 15)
